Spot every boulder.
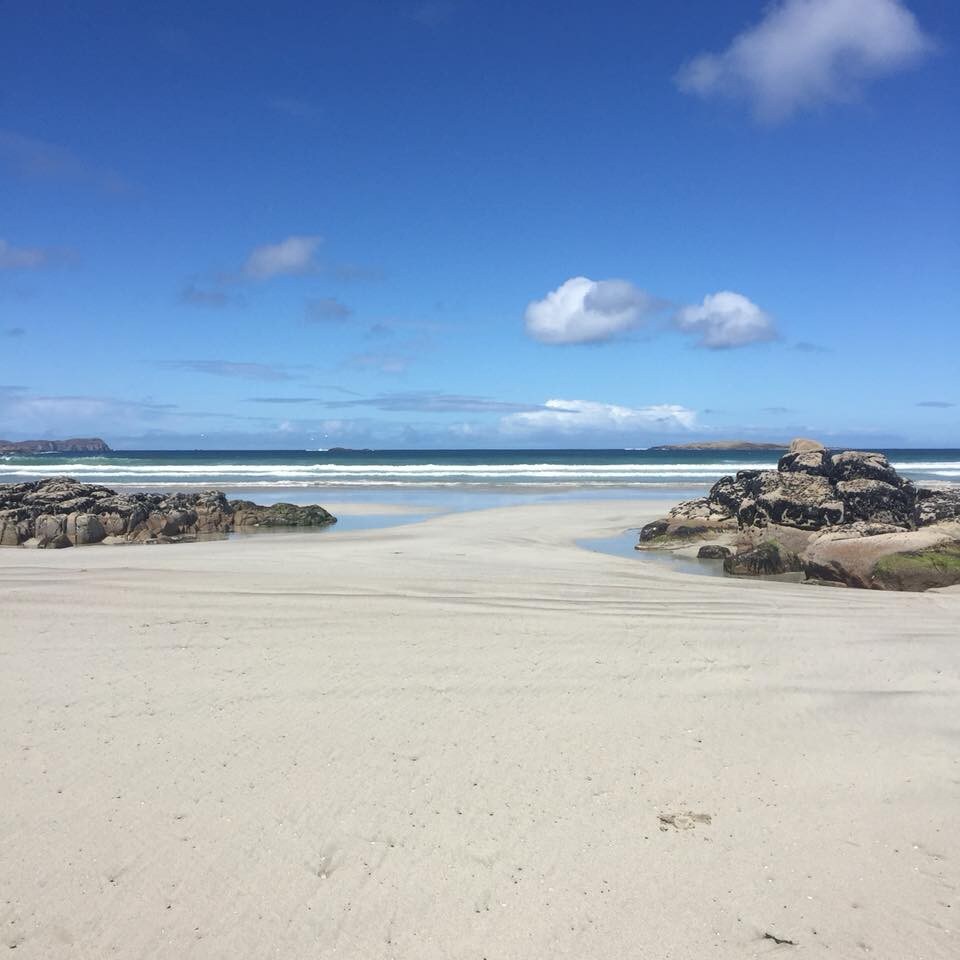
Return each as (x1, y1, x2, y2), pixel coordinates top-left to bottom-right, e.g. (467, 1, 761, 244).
(915, 487, 960, 526)
(34, 514, 70, 548)
(753, 472, 843, 529)
(723, 542, 800, 577)
(834, 478, 915, 527)
(65, 513, 106, 545)
(697, 544, 731, 560)
(870, 542, 960, 592)
(777, 448, 832, 476)
(636, 438, 960, 590)
(230, 500, 336, 528)
(0, 477, 336, 547)
(830, 450, 904, 487)
(788, 438, 825, 455)
(638, 519, 669, 542)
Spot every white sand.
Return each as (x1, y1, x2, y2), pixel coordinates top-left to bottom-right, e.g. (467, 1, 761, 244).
(1, 499, 957, 958)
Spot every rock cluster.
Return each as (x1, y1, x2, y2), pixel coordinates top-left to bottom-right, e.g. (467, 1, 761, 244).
(0, 477, 336, 548)
(638, 439, 960, 591)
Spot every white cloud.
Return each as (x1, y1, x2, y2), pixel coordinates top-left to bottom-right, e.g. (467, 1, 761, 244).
(524, 276, 656, 344)
(676, 0, 933, 121)
(501, 399, 696, 435)
(244, 235, 322, 279)
(675, 291, 776, 349)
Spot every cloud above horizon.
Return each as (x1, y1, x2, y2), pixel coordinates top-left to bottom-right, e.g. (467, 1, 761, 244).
(525, 279, 775, 350)
(0, 128, 131, 192)
(501, 399, 696, 436)
(916, 400, 955, 409)
(166, 360, 301, 381)
(675, 291, 777, 348)
(244, 235, 323, 280)
(320, 391, 552, 414)
(524, 277, 657, 344)
(676, 0, 934, 121)
(0, 238, 71, 271)
(305, 297, 353, 322)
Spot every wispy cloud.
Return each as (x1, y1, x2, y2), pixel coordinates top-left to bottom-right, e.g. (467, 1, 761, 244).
(305, 297, 353, 322)
(166, 360, 302, 381)
(0, 129, 131, 192)
(179, 281, 234, 308)
(2, 326, 26, 338)
(793, 340, 830, 353)
(676, 0, 934, 121)
(0, 238, 74, 271)
(524, 277, 660, 345)
(347, 350, 414, 375)
(246, 396, 322, 404)
(321, 391, 552, 414)
(916, 400, 955, 409)
(674, 291, 777, 348)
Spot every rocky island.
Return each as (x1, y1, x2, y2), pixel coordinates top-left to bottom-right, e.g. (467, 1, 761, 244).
(0, 476, 336, 547)
(648, 440, 786, 451)
(638, 438, 960, 591)
(0, 437, 111, 454)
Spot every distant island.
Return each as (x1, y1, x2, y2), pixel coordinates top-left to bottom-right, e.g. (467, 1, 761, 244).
(0, 437, 111, 454)
(648, 440, 787, 452)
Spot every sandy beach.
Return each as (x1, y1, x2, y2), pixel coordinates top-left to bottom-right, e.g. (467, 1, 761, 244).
(1, 498, 958, 958)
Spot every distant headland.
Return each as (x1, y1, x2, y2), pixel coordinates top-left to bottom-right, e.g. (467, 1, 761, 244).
(648, 440, 787, 452)
(0, 437, 111, 454)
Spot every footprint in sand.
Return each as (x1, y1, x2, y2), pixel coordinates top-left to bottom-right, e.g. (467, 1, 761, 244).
(658, 812, 712, 831)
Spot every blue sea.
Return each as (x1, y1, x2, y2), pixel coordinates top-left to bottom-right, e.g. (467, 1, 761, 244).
(1, 449, 957, 505)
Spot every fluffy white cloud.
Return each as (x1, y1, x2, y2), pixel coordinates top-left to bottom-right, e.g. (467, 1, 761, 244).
(524, 276, 655, 344)
(676, 0, 933, 120)
(502, 399, 696, 435)
(244, 235, 322, 279)
(675, 291, 776, 349)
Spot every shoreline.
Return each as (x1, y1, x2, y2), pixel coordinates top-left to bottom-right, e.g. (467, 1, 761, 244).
(2, 498, 958, 957)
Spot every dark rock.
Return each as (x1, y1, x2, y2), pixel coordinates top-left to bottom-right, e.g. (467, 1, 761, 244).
(916, 487, 960, 526)
(723, 542, 800, 577)
(230, 500, 336, 528)
(835, 478, 915, 527)
(0, 477, 336, 547)
(697, 544, 731, 560)
(830, 450, 904, 487)
(638, 519, 669, 542)
(753, 472, 844, 529)
(777, 449, 832, 476)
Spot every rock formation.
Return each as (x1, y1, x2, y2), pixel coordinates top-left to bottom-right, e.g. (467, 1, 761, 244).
(0, 477, 336, 548)
(0, 437, 111, 454)
(638, 439, 960, 592)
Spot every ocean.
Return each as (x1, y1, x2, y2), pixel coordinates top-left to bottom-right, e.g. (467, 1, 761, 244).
(1, 448, 958, 504)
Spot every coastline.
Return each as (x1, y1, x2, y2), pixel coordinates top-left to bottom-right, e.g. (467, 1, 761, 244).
(2, 498, 957, 957)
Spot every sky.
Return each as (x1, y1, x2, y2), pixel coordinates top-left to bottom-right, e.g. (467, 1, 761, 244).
(1, 0, 958, 449)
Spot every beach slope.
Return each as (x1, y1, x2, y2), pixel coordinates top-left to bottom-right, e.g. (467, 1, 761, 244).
(1, 500, 957, 957)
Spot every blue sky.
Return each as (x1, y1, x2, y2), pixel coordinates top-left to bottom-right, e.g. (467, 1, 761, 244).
(1, 0, 958, 449)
